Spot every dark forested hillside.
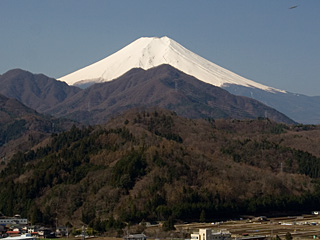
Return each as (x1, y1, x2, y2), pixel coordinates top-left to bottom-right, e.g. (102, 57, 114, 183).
(0, 108, 319, 232)
(0, 94, 76, 162)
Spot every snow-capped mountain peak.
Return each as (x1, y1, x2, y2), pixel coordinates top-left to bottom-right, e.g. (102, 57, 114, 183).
(59, 36, 285, 93)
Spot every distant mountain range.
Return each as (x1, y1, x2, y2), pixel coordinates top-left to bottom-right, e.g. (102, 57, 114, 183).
(1, 37, 319, 124)
(58, 36, 320, 124)
(223, 84, 320, 124)
(0, 67, 294, 125)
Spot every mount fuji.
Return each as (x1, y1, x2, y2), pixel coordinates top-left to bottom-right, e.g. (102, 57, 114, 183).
(59, 36, 320, 124)
(59, 36, 284, 93)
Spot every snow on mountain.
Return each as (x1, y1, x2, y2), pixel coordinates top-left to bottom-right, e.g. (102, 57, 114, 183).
(59, 36, 285, 93)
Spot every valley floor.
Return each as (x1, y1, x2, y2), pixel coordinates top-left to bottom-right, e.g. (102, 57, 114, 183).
(172, 214, 320, 240)
(39, 215, 320, 240)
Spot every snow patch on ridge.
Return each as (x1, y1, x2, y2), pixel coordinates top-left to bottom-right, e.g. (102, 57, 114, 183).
(59, 36, 286, 94)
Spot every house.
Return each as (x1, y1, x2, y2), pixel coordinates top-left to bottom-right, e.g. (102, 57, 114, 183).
(55, 226, 68, 237)
(0, 224, 6, 234)
(6, 230, 21, 237)
(38, 227, 53, 238)
(27, 225, 41, 236)
(123, 233, 147, 240)
(252, 216, 268, 222)
(191, 229, 232, 240)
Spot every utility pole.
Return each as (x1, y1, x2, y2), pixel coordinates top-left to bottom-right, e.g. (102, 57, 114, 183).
(82, 225, 85, 240)
(55, 217, 58, 237)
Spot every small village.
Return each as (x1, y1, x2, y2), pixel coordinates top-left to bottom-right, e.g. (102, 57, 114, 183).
(2, 213, 320, 240)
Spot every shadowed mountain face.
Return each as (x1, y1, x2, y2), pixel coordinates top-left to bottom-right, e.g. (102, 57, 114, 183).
(48, 64, 295, 125)
(0, 94, 76, 159)
(0, 66, 294, 125)
(0, 69, 81, 112)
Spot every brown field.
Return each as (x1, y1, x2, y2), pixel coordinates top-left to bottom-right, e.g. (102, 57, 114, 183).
(173, 214, 320, 240)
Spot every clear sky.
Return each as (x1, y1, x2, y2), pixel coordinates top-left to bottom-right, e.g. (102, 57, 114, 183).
(0, 0, 319, 96)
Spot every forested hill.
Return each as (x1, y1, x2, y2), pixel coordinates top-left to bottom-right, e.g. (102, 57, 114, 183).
(0, 94, 76, 161)
(1, 108, 320, 232)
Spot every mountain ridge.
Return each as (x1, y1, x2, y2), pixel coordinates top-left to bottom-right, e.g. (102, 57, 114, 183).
(224, 84, 320, 124)
(50, 64, 295, 125)
(0, 69, 81, 113)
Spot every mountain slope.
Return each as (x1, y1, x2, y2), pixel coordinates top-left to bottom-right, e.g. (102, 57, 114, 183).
(0, 108, 319, 228)
(50, 65, 294, 125)
(224, 84, 320, 124)
(0, 94, 76, 161)
(0, 69, 81, 112)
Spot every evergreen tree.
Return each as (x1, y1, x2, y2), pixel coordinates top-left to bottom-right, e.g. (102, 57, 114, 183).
(275, 235, 281, 240)
(199, 209, 206, 222)
(285, 232, 292, 240)
(162, 217, 176, 231)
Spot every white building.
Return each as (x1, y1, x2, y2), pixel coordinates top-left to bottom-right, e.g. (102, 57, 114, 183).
(0, 217, 28, 225)
(191, 229, 232, 240)
(123, 234, 147, 240)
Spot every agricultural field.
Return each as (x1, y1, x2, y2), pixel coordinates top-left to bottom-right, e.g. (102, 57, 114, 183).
(174, 215, 320, 240)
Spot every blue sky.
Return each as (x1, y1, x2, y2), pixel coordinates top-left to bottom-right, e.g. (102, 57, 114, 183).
(0, 0, 319, 96)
